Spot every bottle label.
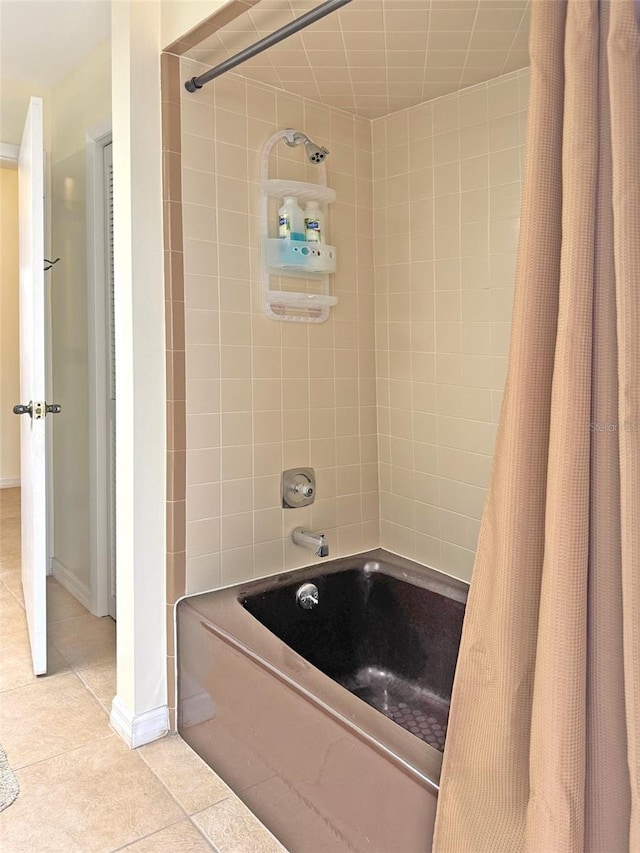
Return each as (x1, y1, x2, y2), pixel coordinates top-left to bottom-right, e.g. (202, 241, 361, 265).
(305, 218, 321, 242)
(279, 214, 290, 239)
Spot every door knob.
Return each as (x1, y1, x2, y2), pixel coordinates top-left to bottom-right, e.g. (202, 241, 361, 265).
(12, 402, 61, 418)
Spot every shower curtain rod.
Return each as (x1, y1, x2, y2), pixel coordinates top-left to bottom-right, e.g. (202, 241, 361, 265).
(185, 0, 354, 92)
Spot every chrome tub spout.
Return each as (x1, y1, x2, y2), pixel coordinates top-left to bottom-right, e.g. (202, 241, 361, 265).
(291, 527, 329, 558)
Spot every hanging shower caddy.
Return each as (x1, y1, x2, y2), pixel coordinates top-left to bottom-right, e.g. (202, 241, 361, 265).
(260, 130, 338, 323)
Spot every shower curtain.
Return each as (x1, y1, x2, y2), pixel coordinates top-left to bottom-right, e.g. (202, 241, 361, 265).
(433, 1, 640, 851)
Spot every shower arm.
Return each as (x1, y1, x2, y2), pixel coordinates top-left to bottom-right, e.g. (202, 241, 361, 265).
(184, 0, 354, 93)
(260, 130, 328, 188)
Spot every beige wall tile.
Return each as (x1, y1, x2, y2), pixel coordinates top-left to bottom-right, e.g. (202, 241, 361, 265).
(374, 69, 526, 581)
(180, 59, 525, 590)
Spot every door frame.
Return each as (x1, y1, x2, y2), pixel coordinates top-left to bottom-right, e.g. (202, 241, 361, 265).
(86, 119, 114, 618)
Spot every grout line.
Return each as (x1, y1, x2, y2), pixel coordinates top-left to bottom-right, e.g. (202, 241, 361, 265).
(0, 666, 70, 695)
(189, 815, 223, 852)
(11, 732, 115, 774)
(109, 817, 193, 852)
(0, 577, 25, 610)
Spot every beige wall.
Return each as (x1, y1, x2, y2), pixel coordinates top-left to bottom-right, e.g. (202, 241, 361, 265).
(0, 167, 20, 486)
(0, 78, 51, 147)
(180, 60, 378, 594)
(373, 68, 529, 582)
(161, 0, 229, 47)
(49, 39, 111, 600)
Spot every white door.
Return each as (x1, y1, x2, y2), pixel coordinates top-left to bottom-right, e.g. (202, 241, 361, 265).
(15, 97, 48, 675)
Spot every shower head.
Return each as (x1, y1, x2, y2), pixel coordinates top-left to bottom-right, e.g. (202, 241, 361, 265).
(283, 129, 330, 164)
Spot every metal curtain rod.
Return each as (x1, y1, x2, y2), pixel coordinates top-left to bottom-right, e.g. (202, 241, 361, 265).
(185, 0, 354, 93)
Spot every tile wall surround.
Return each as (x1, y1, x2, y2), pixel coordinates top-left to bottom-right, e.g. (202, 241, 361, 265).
(372, 67, 530, 580)
(180, 58, 379, 595)
(174, 61, 528, 595)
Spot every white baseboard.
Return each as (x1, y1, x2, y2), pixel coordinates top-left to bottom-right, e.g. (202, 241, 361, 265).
(110, 695, 169, 748)
(52, 558, 91, 611)
(0, 478, 20, 489)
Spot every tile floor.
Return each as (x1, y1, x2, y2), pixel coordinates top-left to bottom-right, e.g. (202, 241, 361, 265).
(0, 488, 286, 852)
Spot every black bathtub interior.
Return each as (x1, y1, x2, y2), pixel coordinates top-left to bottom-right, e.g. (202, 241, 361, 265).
(241, 567, 465, 751)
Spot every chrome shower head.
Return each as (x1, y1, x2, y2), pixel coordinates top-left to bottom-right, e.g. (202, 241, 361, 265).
(303, 138, 330, 164)
(283, 129, 330, 164)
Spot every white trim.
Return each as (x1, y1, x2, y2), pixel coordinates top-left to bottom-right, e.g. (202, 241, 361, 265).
(111, 0, 167, 739)
(0, 478, 21, 489)
(51, 557, 91, 611)
(86, 120, 113, 618)
(110, 695, 169, 748)
(0, 143, 19, 165)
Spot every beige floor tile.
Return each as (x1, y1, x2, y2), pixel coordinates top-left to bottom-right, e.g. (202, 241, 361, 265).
(0, 570, 24, 604)
(193, 798, 287, 853)
(0, 736, 185, 852)
(48, 611, 116, 669)
(76, 660, 117, 713)
(0, 577, 17, 604)
(0, 671, 112, 768)
(0, 581, 74, 692)
(138, 734, 231, 815)
(0, 487, 20, 511)
(119, 819, 216, 851)
(0, 517, 21, 571)
(46, 576, 89, 622)
(0, 639, 71, 693)
(0, 580, 27, 636)
(0, 549, 21, 574)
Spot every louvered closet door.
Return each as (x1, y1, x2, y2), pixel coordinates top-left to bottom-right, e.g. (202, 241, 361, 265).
(104, 142, 116, 619)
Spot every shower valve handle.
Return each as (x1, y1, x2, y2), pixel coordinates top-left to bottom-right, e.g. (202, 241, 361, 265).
(293, 482, 314, 499)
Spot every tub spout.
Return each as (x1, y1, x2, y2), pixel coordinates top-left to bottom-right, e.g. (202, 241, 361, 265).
(291, 527, 329, 558)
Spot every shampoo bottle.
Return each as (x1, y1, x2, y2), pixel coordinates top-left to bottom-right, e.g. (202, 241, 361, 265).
(278, 197, 305, 241)
(304, 200, 325, 243)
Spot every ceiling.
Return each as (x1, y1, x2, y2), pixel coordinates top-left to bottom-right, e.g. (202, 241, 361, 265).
(186, 0, 530, 119)
(0, 0, 110, 88)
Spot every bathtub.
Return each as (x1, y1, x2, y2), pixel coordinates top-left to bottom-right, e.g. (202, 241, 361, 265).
(177, 549, 467, 852)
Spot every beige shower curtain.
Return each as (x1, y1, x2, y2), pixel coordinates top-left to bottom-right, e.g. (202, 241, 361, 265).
(433, 1, 640, 851)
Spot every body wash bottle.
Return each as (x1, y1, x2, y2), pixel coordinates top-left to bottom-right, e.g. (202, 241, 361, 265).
(278, 197, 305, 241)
(304, 200, 325, 243)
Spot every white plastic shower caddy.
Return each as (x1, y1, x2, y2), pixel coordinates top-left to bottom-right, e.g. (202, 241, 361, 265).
(260, 130, 338, 323)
